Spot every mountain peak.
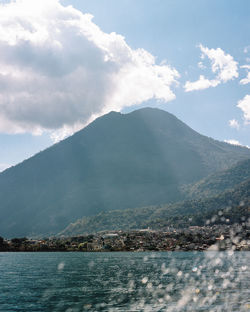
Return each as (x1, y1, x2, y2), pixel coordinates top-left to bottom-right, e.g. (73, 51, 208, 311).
(0, 107, 250, 237)
(125, 107, 176, 119)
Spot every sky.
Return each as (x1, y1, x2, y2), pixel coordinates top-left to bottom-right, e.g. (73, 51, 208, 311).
(0, 0, 250, 171)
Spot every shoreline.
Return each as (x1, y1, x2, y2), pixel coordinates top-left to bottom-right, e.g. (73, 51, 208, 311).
(1, 224, 249, 252)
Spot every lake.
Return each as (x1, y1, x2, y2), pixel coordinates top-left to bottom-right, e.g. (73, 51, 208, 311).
(0, 252, 249, 311)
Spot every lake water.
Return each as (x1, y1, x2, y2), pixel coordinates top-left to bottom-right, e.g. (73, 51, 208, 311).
(0, 252, 249, 311)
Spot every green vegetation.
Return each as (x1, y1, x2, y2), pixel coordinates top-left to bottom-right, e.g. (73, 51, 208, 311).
(60, 179, 250, 236)
(181, 158, 250, 199)
(0, 108, 250, 237)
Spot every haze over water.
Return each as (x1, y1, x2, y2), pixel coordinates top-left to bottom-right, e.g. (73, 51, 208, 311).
(0, 252, 249, 311)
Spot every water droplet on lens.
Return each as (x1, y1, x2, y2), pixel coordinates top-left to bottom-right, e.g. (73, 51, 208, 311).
(88, 261, 94, 269)
(57, 262, 65, 271)
(142, 277, 148, 284)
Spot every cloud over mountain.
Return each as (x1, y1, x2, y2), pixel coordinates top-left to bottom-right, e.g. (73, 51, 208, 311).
(228, 119, 239, 130)
(224, 139, 242, 146)
(0, 0, 179, 138)
(184, 75, 219, 92)
(237, 94, 250, 124)
(184, 45, 238, 92)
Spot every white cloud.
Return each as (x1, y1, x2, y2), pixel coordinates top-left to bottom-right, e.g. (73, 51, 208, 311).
(224, 139, 242, 146)
(198, 62, 206, 70)
(184, 45, 238, 92)
(0, 0, 179, 139)
(240, 72, 250, 85)
(228, 119, 239, 130)
(243, 46, 250, 54)
(199, 45, 238, 82)
(184, 75, 219, 92)
(237, 94, 250, 123)
(224, 139, 249, 149)
(240, 65, 250, 85)
(0, 163, 11, 172)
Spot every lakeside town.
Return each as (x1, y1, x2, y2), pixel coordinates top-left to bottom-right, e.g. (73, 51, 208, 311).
(0, 224, 249, 252)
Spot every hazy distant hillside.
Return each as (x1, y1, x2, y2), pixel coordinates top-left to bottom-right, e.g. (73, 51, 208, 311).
(0, 107, 250, 237)
(182, 158, 250, 199)
(60, 179, 250, 236)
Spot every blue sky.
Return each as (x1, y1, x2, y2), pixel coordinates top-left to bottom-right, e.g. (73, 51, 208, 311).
(0, 0, 250, 171)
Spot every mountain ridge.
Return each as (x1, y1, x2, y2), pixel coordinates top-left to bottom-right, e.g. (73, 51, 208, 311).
(0, 107, 250, 237)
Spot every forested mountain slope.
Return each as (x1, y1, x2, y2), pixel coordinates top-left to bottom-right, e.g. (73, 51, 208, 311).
(1, 107, 250, 237)
(182, 158, 250, 199)
(60, 179, 250, 236)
